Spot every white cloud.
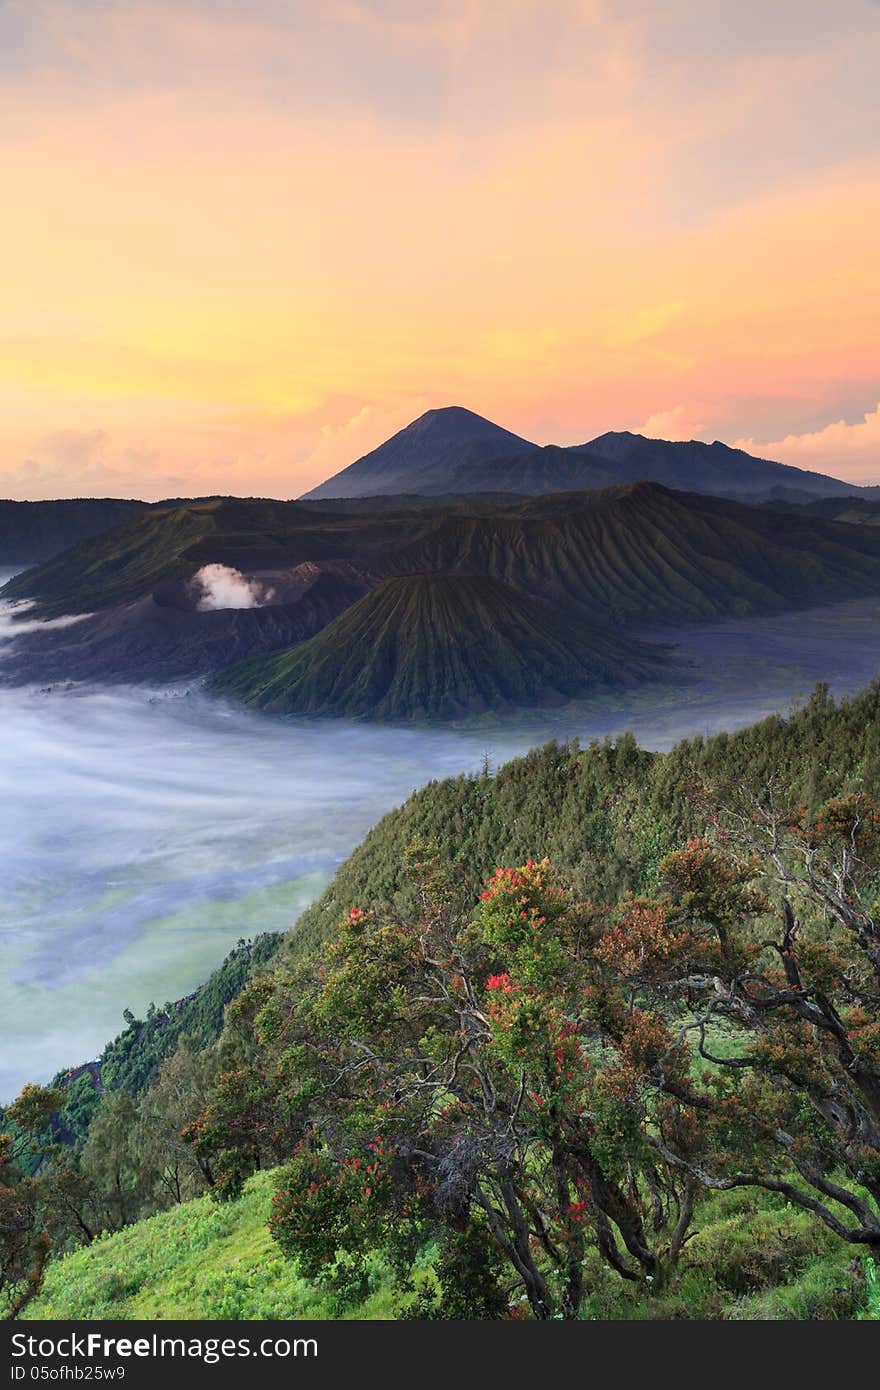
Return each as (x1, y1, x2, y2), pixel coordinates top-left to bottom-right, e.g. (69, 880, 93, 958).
(0, 599, 90, 646)
(732, 402, 880, 483)
(1, 429, 186, 501)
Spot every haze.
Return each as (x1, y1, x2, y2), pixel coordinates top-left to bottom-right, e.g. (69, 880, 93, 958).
(5, 595, 880, 1100)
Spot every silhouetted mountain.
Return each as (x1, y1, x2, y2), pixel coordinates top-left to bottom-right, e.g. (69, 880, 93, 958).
(440, 434, 867, 502)
(579, 432, 863, 501)
(301, 407, 864, 504)
(0, 498, 150, 568)
(300, 407, 535, 499)
(212, 574, 664, 720)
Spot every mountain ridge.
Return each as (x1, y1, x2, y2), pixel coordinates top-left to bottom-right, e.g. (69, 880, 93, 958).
(8, 482, 880, 693)
(301, 409, 867, 504)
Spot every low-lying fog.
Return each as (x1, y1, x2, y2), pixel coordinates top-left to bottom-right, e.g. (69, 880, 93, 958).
(3, 594, 880, 1101)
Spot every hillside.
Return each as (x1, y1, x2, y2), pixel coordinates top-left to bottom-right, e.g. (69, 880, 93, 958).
(383, 483, 880, 623)
(0, 497, 150, 568)
(212, 573, 665, 720)
(285, 679, 880, 959)
(0, 498, 378, 619)
(23, 1170, 395, 1321)
(22, 1168, 864, 1321)
(300, 407, 863, 504)
(5, 565, 373, 684)
(8, 483, 880, 693)
(10, 681, 880, 1322)
(301, 406, 535, 499)
(12, 484, 880, 629)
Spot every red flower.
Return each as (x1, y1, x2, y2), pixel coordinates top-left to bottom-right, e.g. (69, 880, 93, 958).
(486, 973, 513, 993)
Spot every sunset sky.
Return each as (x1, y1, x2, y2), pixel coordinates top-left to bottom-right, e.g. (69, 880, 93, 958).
(2, 0, 879, 500)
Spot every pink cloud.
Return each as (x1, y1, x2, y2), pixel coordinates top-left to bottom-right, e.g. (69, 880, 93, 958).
(732, 403, 880, 483)
(632, 404, 707, 442)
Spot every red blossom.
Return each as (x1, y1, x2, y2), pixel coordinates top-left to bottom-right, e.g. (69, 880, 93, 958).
(485, 973, 514, 993)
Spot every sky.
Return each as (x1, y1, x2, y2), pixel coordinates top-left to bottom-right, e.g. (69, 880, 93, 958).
(1, 0, 879, 500)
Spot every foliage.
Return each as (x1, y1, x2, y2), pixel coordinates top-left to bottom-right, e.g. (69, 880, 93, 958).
(287, 680, 880, 961)
(629, 799, 880, 1248)
(98, 934, 282, 1096)
(0, 1087, 63, 1319)
(13, 679, 880, 1320)
(194, 860, 713, 1316)
(859, 1257, 880, 1320)
(23, 1175, 868, 1322)
(23, 1170, 395, 1322)
(188, 737, 880, 1317)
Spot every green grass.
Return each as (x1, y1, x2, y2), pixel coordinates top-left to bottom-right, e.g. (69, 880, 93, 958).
(577, 1190, 867, 1320)
(23, 1171, 394, 1322)
(23, 1174, 873, 1321)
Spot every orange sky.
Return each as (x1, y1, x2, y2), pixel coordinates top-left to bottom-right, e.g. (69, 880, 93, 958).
(2, 0, 879, 499)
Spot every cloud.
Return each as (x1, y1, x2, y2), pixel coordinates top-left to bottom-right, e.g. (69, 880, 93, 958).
(632, 404, 706, 442)
(732, 403, 880, 483)
(614, 301, 688, 347)
(1, 430, 186, 501)
(192, 564, 276, 611)
(0, 599, 90, 646)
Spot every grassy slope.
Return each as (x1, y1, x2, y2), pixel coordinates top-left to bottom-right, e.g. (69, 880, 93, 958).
(388, 484, 880, 623)
(1, 506, 215, 617)
(24, 1172, 394, 1322)
(0, 500, 372, 619)
(25, 1172, 866, 1321)
(212, 573, 664, 720)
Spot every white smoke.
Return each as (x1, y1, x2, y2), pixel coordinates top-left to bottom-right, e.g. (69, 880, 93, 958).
(193, 564, 276, 612)
(0, 600, 91, 644)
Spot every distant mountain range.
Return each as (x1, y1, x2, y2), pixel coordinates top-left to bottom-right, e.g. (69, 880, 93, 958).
(4, 407, 880, 718)
(301, 406, 872, 504)
(2, 408, 874, 575)
(0, 497, 149, 568)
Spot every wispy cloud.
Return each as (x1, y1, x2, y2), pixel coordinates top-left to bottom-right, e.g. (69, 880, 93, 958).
(0, 1, 878, 496)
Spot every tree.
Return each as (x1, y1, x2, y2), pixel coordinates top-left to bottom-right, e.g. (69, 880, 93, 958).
(0, 1086, 63, 1319)
(136, 1040, 220, 1202)
(81, 1092, 144, 1231)
(603, 807, 880, 1250)
(209, 857, 706, 1318)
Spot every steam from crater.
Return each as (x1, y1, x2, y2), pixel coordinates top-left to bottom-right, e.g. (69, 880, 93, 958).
(193, 564, 276, 611)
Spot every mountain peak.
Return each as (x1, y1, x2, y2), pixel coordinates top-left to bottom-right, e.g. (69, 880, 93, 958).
(213, 572, 662, 720)
(300, 407, 535, 501)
